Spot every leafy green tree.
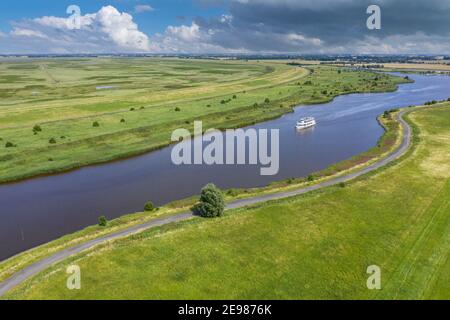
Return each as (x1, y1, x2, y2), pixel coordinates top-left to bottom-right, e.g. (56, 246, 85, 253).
(98, 216, 108, 227)
(33, 125, 42, 133)
(144, 201, 155, 212)
(196, 184, 225, 218)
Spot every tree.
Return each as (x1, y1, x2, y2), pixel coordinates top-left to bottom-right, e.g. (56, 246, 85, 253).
(196, 183, 225, 218)
(98, 216, 108, 227)
(144, 201, 155, 212)
(92, 121, 100, 127)
(49, 138, 57, 144)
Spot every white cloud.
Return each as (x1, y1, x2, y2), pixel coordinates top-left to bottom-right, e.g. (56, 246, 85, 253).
(166, 23, 202, 42)
(96, 6, 150, 51)
(11, 28, 48, 39)
(134, 5, 155, 13)
(1, 6, 150, 53)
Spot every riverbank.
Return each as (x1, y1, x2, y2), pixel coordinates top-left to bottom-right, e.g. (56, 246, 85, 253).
(0, 61, 408, 184)
(0, 104, 407, 291)
(4, 103, 449, 300)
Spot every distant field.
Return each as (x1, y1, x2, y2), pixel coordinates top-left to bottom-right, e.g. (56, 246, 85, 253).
(383, 63, 450, 71)
(0, 58, 407, 183)
(6, 105, 450, 300)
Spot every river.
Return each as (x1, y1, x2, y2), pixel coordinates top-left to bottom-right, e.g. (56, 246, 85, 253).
(1, 73, 449, 261)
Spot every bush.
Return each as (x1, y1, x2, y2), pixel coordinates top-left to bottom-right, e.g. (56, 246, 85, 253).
(5, 141, 15, 148)
(307, 175, 315, 182)
(144, 201, 155, 212)
(98, 216, 108, 227)
(175, 107, 181, 112)
(232, 95, 237, 99)
(120, 119, 126, 123)
(92, 121, 100, 127)
(49, 138, 56, 144)
(130, 107, 135, 111)
(196, 184, 225, 218)
(339, 182, 346, 188)
(33, 125, 42, 133)
(265, 98, 270, 103)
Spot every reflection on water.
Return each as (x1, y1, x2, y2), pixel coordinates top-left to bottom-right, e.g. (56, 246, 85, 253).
(1, 73, 450, 260)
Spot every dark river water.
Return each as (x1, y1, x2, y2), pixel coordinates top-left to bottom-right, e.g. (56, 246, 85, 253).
(1, 73, 450, 261)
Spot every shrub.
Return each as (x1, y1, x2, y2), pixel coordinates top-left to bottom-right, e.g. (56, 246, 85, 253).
(253, 103, 259, 107)
(206, 104, 211, 108)
(307, 175, 315, 182)
(339, 182, 346, 188)
(140, 106, 145, 110)
(130, 107, 135, 111)
(226, 189, 239, 197)
(98, 216, 108, 227)
(232, 95, 237, 99)
(49, 138, 56, 144)
(120, 119, 126, 123)
(175, 107, 181, 112)
(196, 183, 225, 218)
(92, 121, 100, 127)
(144, 201, 155, 212)
(33, 125, 42, 133)
(265, 98, 270, 103)
(5, 142, 15, 148)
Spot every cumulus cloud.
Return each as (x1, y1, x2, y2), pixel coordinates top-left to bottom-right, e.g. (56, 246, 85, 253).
(1, 5, 150, 53)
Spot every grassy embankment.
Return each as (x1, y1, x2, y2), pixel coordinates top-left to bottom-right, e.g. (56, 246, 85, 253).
(0, 58, 408, 183)
(5, 103, 449, 300)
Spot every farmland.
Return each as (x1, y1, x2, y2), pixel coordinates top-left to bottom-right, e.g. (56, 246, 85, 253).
(0, 58, 407, 183)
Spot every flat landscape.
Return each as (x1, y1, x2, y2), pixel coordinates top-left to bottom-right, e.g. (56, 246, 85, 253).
(5, 104, 449, 300)
(0, 58, 407, 183)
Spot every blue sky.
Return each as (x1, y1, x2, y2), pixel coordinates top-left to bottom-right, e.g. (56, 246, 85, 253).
(0, 1, 449, 54)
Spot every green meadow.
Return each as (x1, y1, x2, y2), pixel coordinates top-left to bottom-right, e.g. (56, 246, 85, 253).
(6, 105, 450, 300)
(0, 58, 407, 182)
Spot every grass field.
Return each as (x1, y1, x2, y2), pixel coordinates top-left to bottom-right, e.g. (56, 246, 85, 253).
(5, 104, 449, 300)
(0, 58, 407, 183)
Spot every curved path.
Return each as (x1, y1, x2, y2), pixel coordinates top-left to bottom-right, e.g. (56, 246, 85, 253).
(0, 109, 413, 297)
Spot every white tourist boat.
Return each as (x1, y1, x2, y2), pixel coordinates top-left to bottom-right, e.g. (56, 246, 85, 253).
(296, 117, 316, 130)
